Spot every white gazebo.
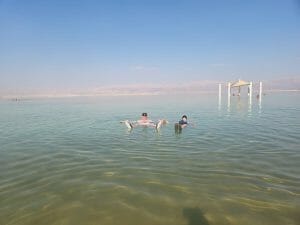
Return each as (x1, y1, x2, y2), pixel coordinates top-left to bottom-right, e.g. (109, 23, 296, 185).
(218, 79, 262, 98)
(228, 79, 252, 97)
(218, 79, 263, 110)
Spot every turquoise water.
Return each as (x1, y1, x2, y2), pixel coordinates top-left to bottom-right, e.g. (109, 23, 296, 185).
(0, 93, 299, 225)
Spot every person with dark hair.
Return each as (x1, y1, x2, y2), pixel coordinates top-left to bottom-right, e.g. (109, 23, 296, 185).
(137, 112, 155, 126)
(175, 115, 188, 133)
(179, 115, 188, 128)
(124, 112, 167, 130)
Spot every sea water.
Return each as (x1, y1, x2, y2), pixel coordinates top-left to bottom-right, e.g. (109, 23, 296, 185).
(0, 93, 299, 225)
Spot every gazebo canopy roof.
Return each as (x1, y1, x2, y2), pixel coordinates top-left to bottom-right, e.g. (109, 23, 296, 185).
(231, 79, 250, 87)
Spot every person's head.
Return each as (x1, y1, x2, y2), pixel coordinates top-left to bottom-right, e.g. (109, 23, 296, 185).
(182, 115, 187, 121)
(141, 112, 148, 119)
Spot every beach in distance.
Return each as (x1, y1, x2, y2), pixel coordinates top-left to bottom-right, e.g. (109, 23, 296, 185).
(0, 92, 299, 225)
(1, 78, 300, 100)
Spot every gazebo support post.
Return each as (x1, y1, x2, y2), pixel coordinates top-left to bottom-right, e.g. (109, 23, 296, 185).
(218, 84, 222, 109)
(218, 84, 222, 100)
(249, 82, 253, 105)
(259, 81, 262, 98)
(259, 81, 262, 108)
(227, 82, 231, 111)
(227, 82, 231, 98)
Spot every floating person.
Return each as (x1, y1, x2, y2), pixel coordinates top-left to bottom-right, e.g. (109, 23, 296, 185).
(179, 115, 188, 128)
(175, 115, 188, 133)
(123, 112, 167, 130)
(137, 112, 156, 127)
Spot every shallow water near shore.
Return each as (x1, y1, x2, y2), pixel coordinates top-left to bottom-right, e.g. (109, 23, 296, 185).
(0, 93, 299, 225)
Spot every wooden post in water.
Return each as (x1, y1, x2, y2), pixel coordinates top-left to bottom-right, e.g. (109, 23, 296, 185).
(227, 82, 231, 110)
(218, 83, 222, 110)
(259, 81, 262, 109)
(227, 82, 231, 98)
(248, 82, 252, 97)
(249, 82, 253, 106)
(259, 82, 262, 99)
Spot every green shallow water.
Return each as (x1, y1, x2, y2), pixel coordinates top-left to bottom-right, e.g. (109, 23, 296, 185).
(0, 93, 299, 225)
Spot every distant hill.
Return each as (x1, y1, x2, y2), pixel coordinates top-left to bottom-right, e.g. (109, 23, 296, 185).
(0, 78, 299, 99)
(262, 78, 300, 91)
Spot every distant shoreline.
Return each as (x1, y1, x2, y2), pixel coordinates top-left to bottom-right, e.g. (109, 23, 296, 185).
(1, 77, 300, 100)
(265, 89, 300, 92)
(1, 89, 300, 101)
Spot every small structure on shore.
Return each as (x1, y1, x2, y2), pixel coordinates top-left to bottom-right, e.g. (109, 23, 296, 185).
(218, 79, 262, 98)
(229, 79, 252, 97)
(218, 79, 263, 110)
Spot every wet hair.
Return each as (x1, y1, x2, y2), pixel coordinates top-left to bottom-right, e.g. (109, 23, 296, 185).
(142, 112, 148, 117)
(182, 115, 187, 119)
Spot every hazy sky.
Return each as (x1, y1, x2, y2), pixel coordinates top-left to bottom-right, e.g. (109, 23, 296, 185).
(0, 0, 300, 90)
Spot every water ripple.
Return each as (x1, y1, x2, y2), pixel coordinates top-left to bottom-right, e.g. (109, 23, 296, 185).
(1, 94, 300, 225)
